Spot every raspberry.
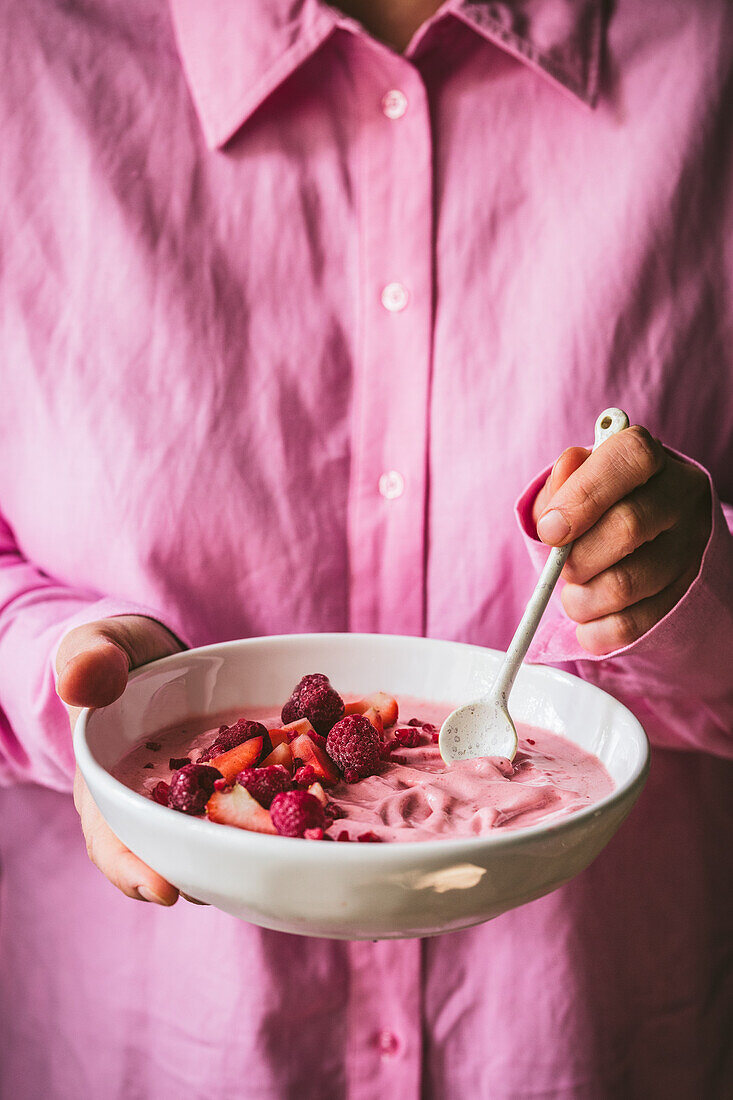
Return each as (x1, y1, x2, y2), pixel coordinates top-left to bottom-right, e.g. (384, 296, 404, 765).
(304, 827, 325, 840)
(393, 728, 422, 748)
(169, 756, 191, 770)
(270, 790, 326, 838)
(326, 714, 381, 782)
(281, 673, 344, 734)
(198, 719, 267, 762)
(152, 781, 170, 806)
(323, 802, 344, 822)
(168, 764, 222, 815)
(293, 764, 316, 788)
(237, 764, 292, 808)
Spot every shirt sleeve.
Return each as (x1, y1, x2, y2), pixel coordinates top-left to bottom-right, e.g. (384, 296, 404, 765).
(514, 453, 733, 760)
(0, 515, 189, 792)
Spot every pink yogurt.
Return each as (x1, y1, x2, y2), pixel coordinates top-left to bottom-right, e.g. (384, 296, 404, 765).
(112, 696, 613, 841)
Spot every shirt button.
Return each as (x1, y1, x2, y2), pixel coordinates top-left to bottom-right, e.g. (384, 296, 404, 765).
(379, 471, 404, 500)
(374, 1029, 401, 1057)
(381, 89, 408, 119)
(381, 282, 409, 312)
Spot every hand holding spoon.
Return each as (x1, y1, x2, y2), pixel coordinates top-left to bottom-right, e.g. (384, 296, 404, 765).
(439, 408, 630, 763)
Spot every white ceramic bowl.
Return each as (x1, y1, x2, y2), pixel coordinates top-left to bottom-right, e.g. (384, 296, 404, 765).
(74, 633, 649, 940)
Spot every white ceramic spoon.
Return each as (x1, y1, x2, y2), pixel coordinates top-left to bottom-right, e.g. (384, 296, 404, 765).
(439, 407, 630, 763)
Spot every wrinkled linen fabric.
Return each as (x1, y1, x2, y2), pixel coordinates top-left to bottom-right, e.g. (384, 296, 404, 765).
(1, 0, 732, 1097)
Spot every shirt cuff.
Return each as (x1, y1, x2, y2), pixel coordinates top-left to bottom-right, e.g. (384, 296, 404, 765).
(513, 451, 733, 756)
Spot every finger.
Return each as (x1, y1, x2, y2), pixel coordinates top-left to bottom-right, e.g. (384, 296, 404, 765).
(561, 532, 691, 622)
(532, 447, 590, 528)
(75, 769, 178, 905)
(574, 569, 696, 655)
(561, 466, 681, 584)
(536, 426, 665, 546)
(57, 616, 181, 709)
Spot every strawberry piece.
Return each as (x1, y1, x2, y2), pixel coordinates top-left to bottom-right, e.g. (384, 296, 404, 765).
(363, 707, 384, 736)
(289, 732, 340, 787)
(362, 692, 399, 728)
(267, 728, 289, 749)
(343, 699, 367, 716)
(281, 718, 316, 741)
(207, 735, 264, 781)
(307, 781, 328, 807)
(206, 784, 278, 833)
(261, 742, 293, 770)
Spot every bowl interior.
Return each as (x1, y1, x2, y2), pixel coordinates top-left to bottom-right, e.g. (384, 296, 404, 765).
(83, 633, 647, 796)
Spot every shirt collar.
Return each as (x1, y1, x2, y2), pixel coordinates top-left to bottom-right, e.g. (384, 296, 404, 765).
(169, 0, 603, 149)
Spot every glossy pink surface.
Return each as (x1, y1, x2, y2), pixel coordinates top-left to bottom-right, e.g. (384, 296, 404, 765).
(113, 698, 613, 840)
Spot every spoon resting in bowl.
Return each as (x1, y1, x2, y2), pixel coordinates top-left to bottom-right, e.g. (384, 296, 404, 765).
(439, 407, 630, 763)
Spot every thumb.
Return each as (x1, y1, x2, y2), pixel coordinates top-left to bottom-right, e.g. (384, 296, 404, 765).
(56, 615, 183, 710)
(532, 446, 590, 529)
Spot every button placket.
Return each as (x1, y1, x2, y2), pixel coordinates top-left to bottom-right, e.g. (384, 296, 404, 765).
(347, 50, 434, 637)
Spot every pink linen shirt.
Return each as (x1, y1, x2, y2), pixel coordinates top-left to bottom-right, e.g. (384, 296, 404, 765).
(1, 0, 732, 1096)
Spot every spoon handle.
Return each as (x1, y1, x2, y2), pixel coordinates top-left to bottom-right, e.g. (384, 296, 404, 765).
(490, 408, 630, 707)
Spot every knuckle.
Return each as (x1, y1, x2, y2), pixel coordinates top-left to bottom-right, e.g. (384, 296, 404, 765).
(614, 499, 646, 551)
(625, 426, 664, 480)
(609, 561, 636, 607)
(612, 606, 645, 648)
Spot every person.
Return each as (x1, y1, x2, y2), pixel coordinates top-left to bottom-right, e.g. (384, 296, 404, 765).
(1, 0, 731, 1096)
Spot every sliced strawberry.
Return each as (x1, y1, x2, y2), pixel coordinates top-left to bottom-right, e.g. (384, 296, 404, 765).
(362, 692, 399, 728)
(261, 742, 293, 771)
(343, 699, 367, 716)
(208, 735, 264, 781)
(268, 728, 290, 748)
(307, 781, 328, 807)
(363, 707, 384, 736)
(289, 732, 340, 787)
(206, 784, 277, 834)
(281, 717, 316, 740)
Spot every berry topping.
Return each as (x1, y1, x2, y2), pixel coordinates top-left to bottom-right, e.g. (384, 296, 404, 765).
(357, 831, 383, 842)
(326, 714, 381, 782)
(393, 728, 422, 748)
(206, 736, 265, 781)
(281, 674, 345, 734)
(335, 830, 351, 842)
(169, 756, 191, 770)
(143, 762, 154, 769)
(199, 719, 268, 762)
(206, 785, 277, 834)
(270, 790, 326, 837)
(145, 740, 161, 752)
(151, 781, 170, 806)
(294, 764, 317, 788)
(168, 764, 222, 815)
(304, 827, 325, 840)
(237, 764, 293, 808)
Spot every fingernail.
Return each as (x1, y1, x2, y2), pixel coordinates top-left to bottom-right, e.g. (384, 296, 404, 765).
(537, 509, 570, 544)
(137, 885, 170, 905)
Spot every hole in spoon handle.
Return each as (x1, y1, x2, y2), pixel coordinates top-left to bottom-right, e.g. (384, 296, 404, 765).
(593, 408, 629, 451)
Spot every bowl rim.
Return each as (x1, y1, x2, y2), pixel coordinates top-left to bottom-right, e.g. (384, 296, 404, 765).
(74, 632, 651, 862)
